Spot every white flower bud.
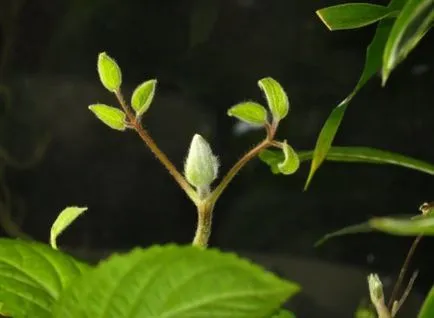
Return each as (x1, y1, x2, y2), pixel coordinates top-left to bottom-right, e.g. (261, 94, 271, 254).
(184, 134, 219, 196)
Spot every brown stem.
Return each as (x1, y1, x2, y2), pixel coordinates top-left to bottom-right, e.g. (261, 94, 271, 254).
(387, 235, 422, 309)
(114, 90, 198, 204)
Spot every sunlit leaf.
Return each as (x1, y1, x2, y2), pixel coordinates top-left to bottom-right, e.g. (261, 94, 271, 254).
(419, 286, 434, 318)
(382, 0, 434, 84)
(258, 77, 289, 122)
(50, 207, 88, 250)
(227, 101, 268, 126)
(0, 239, 89, 318)
(53, 245, 299, 317)
(307, 0, 408, 189)
(277, 142, 300, 175)
(316, 3, 395, 31)
(97, 52, 122, 92)
(131, 79, 157, 117)
(88, 104, 127, 131)
(260, 146, 434, 176)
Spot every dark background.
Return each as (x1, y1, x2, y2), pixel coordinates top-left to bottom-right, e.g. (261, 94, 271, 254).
(0, 0, 433, 309)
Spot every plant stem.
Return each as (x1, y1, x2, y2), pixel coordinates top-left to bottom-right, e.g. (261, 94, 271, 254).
(192, 201, 214, 248)
(209, 138, 272, 205)
(387, 235, 422, 309)
(114, 90, 198, 204)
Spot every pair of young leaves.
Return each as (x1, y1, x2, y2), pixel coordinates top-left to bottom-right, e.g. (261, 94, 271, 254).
(227, 77, 300, 175)
(88, 52, 156, 131)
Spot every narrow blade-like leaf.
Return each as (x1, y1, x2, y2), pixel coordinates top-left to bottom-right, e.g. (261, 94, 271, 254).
(258, 77, 289, 122)
(382, 0, 434, 84)
(53, 245, 299, 318)
(419, 286, 434, 318)
(88, 104, 127, 131)
(316, 3, 394, 31)
(370, 214, 434, 236)
(227, 101, 268, 126)
(260, 146, 434, 176)
(50, 206, 88, 250)
(307, 0, 407, 189)
(131, 79, 157, 117)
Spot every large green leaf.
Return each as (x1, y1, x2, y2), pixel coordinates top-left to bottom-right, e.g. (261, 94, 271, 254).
(0, 239, 89, 318)
(419, 286, 434, 318)
(259, 146, 434, 176)
(53, 245, 299, 318)
(316, 3, 395, 31)
(306, 0, 408, 190)
(382, 0, 434, 84)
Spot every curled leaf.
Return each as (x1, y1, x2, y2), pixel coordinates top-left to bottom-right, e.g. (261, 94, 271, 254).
(50, 206, 88, 250)
(258, 77, 289, 122)
(278, 141, 300, 175)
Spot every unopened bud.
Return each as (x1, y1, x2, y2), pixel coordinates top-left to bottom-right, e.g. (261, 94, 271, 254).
(184, 134, 219, 196)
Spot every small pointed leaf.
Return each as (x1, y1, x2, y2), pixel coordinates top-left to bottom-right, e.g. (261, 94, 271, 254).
(316, 3, 395, 31)
(258, 77, 289, 121)
(227, 101, 268, 126)
(382, 0, 434, 84)
(278, 141, 300, 175)
(131, 79, 157, 117)
(419, 286, 434, 318)
(50, 206, 88, 250)
(97, 52, 122, 92)
(88, 104, 127, 131)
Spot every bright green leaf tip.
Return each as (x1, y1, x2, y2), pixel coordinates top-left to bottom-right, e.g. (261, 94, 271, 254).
(227, 101, 268, 126)
(88, 104, 127, 131)
(97, 52, 122, 92)
(50, 206, 88, 250)
(258, 77, 289, 122)
(131, 79, 157, 117)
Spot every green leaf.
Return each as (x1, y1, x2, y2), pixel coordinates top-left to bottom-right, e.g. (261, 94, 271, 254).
(227, 101, 268, 126)
(370, 214, 434, 236)
(260, 146, 434, 176)
(270, 309, 296, 318)
(277, 142, 300, 175)
(258, 77, 289, 122)
(419, 286, 434, 318)
(382, 0, 434, 84)
(131, 79, 157, 117)
(50, 206, 88, 250)
(53, 245, 299, 318)
(0, 239, 89, 318)
(88, 104, 127, 131)
(316, 3, 395, 31)
(97, 52, 122, 92)
(307, 0, 408, 189)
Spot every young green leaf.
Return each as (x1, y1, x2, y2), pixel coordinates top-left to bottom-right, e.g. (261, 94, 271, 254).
(382, 0, 434, 84)
(258, 77, 289, 122)
(260, 146, 434, 176)
(315, 221, 373, 247)
(0, 239, 89, 318)
(97, 52, 122, 92)
(307, 0, 408, 189)
(370, 214, 434, 236)
(131, 79, 157, 117)
(277, 141, 300, 175)
(418, 286, 434, 318)
(50, 206, 88, 250)
(227, 101, 268, 126)
(316, 3, 395, 31)
(88, 104, 127, 131)
(52, 245, 299, 318)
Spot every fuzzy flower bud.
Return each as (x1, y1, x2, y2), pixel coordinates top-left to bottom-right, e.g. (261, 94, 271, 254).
(184, 134, 219, 196)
